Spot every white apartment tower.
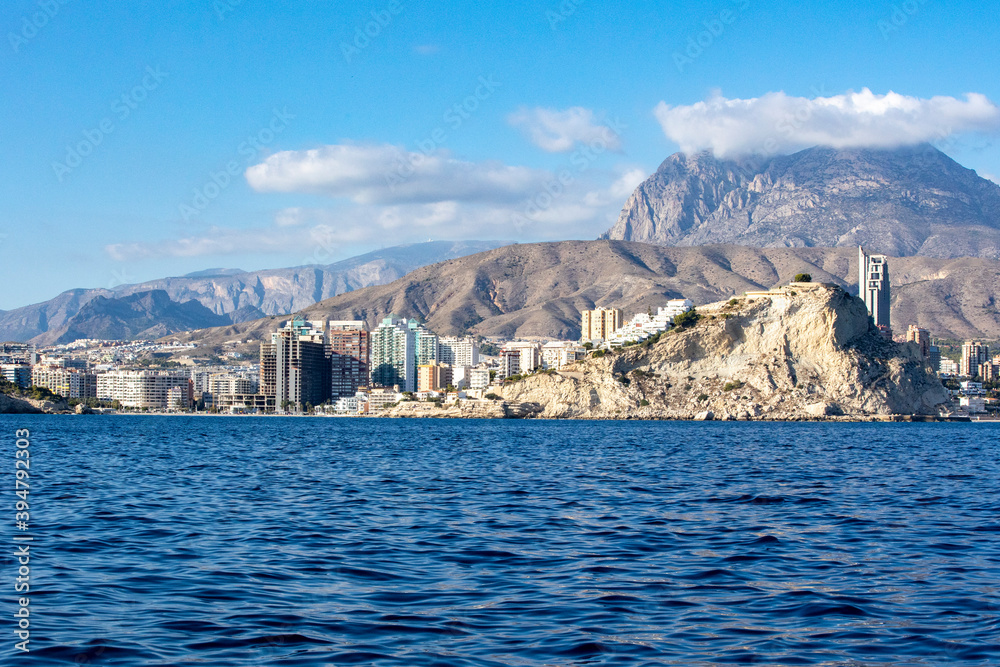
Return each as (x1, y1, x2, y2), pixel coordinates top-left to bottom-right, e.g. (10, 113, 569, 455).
(438, 336, 480, 368)
(859, 246, 890, 331)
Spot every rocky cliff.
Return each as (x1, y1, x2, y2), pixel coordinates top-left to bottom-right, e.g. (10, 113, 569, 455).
(603, 145, 1000, 258)
(498, 284, 949, 420)
(0, 393, 69, 414)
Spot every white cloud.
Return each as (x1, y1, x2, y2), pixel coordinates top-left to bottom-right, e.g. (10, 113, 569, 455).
(654, 89, 1000, 158)
(508, 106, 623, 153)
(245, 144, 548, 205)
(106, 163, 648, 263)
(275, 207, 305, 227)
(108, 143, 649, 264)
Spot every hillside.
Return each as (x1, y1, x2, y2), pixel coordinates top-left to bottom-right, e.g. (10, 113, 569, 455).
(38, 290, 230, 345)
(603, 145, 1000, 258)
(166, 241, 1000, 345)
(494, 284, 948, 420)
(0, 240, 507, 342)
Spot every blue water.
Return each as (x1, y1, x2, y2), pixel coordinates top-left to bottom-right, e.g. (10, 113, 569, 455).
(2, 416, 999, 665)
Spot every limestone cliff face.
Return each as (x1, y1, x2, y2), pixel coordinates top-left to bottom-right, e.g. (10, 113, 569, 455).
(603, 145, 1000, 259)
(498, 284, 949, 420)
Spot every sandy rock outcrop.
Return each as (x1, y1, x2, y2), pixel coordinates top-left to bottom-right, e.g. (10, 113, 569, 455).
(499, 284, 949, 420)
(0, 393, 70, 414)
(382, 400, 543, 419)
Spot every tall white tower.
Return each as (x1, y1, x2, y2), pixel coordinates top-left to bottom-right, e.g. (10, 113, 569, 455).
(859, 246, 890, 331)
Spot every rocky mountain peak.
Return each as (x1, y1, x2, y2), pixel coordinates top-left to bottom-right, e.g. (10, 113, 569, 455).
(603, 145, 1000, 258)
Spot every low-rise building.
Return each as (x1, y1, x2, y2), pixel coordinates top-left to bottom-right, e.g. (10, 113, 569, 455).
(960, 396, 987, 413)
(541, 341, 586, 369)
(367, 387, 403, 411)
(503, 342, 541, 372)
(607, 299, 694, 347)
(215, 393, 274, 414)
(469, 367, 491, 390)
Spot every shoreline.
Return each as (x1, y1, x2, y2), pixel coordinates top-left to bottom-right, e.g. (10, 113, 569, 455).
(15, 410, 995, 423)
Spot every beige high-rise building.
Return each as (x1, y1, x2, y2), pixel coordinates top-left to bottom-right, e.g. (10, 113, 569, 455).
(417, 362, 452, 392)
(960, 341, 990, 378)
(906, 325, 930, 357)
(581, 308, 622, 342)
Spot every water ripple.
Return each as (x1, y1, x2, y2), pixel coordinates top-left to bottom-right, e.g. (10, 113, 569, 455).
(4, 416, 999, 665)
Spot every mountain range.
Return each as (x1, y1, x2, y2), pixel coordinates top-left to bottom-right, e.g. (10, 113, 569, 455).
(603, 145, 1000, 258)
(12, 145, 1000, 348)
(167, 240, 1000, 345)
(1, 240, 507, 344)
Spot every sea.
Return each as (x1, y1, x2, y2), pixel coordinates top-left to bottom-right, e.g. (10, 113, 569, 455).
(2, 415, 999, 665)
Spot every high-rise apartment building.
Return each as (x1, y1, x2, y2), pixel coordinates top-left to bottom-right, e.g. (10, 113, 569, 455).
(97, 370, 192, 408)
(328, 321, 370, 399)
(929, 345, 941, 375)
(581, 307, 622, 342)
(260, 318, 331, 410)
(0, 364, 32, 389)
(980, 362, 1000, 382)
(960, 340, 990, 378)
(417, 362, 452, 392)
(410, 320, 438, 367)
(859, 246, 890, 332)
(906, 325, 930, 357)
(31, 365, 97, 399)
(438, 336, 479, 367)
(500, 349, 521, 378)
(370, 315, 416, 392)
(208, 374, 254, 396)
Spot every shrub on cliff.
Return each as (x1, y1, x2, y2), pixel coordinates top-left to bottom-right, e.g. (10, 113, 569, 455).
(673, 308, 701, 329)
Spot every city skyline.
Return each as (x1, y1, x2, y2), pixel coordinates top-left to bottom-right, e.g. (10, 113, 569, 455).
(3, 1, 1000, 309)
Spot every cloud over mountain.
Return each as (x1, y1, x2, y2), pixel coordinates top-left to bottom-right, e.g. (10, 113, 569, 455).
(654, 89, 1000, 158)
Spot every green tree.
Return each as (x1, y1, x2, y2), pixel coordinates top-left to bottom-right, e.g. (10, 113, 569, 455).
(794, 273, 812, 283)
(673, 308, 701, 329)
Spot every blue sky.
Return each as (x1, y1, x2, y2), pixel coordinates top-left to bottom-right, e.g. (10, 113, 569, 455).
(2, 0, 999, 310)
